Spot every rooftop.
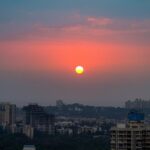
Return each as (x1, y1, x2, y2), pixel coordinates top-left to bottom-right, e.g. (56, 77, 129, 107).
(23, 145, 36, 150)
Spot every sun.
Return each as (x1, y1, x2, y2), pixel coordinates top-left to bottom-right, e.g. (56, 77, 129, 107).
(75, 66, 84, 74)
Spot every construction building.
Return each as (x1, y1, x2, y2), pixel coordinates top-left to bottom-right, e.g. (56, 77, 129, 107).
(23, 104, 55, 135)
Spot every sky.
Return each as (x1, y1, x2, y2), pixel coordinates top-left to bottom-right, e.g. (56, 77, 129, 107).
(0, 0, 150, 107)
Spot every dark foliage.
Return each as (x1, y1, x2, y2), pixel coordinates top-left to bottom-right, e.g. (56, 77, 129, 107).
(0, 128, 110, 150)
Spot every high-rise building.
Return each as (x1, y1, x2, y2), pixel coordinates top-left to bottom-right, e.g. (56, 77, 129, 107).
(111, 111, 150, 150)
(125, 99, 150, 110)
(23, 104, 55, 134)
(0, 103, 16, 126)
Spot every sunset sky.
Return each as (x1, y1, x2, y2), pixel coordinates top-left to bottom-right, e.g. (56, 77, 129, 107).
(0, 0, 150, 106)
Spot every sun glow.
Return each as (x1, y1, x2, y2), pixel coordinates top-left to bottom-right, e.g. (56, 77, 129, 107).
(75, 66, 84, 74)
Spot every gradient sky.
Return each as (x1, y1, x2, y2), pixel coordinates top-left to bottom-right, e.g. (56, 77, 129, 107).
(0, 0, 150, 106)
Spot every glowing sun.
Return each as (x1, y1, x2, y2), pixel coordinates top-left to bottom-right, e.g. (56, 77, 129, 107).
(75, 66, 84, 74)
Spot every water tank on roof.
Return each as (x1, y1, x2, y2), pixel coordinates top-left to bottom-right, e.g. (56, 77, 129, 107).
(128, 111, 144, 122)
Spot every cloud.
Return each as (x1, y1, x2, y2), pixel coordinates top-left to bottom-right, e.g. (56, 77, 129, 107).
(87, 17, 113, 26)
(33, 15, 150, 34)
(0, 14, 150, 73)
(0, 13, 150, 42)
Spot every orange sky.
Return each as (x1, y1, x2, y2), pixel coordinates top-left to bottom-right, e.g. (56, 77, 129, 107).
(1, 15, 150, 77)
(0, 4, 150, 106)
(0, 39, 149, 77)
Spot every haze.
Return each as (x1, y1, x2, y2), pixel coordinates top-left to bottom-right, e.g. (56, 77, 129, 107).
(0, 0, 150, 106)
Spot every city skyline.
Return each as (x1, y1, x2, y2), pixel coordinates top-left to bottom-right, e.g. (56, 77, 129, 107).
(0, 0, 150, 106)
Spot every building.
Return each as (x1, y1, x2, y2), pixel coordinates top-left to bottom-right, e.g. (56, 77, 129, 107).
(125, 99, 150, 110)
(23, 145, 36, 150)
(23, 125, 34, 139)
(56, 100, 65, 111)
(11, 122, 23, 134)
(23, 104, 55, 135)
(111, 111, 150, 150)
(0, 103, 16, 127)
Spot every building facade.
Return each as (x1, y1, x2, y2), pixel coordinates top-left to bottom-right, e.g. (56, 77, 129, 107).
(23, 104, 55, 135)
(111, 111, 150, 150)
(23, 125, 34, 139)
(0, 103, 16, 127)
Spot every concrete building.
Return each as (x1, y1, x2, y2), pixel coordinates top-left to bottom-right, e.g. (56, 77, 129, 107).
(11, 122, 23, 134)
(23, 104, 55, 134)
(23, 125, 34, 139)
(111, 111, 150, 150)
(0, 103, 16, 127)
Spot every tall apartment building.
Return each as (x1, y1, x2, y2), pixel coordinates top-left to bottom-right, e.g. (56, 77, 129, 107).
(0, 103, 16, 126)
(111, 111, 150, 150)
(23, 104, 55, 134)
(125, 99, 150, 110)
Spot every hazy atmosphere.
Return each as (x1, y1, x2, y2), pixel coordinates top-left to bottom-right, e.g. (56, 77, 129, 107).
(0, 0, 150, 106)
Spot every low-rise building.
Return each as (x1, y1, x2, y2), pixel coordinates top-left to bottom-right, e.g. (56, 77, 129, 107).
(23, 145, 36, 150)
(23, 125, 34, 139)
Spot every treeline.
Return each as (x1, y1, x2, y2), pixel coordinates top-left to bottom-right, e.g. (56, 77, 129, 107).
(45, 103, 128, 119)
(45, 102, 150, 119)
(0, 127, 110, 150)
